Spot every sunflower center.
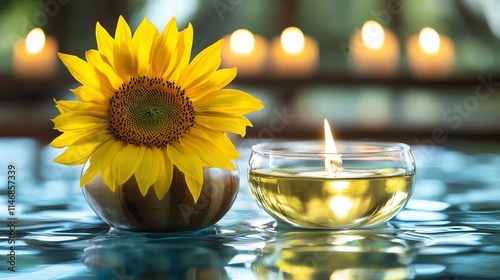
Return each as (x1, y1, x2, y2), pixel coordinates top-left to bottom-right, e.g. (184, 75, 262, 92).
(107, 76, 195, 148)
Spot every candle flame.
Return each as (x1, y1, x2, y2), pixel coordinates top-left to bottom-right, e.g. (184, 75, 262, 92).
(361, 20, 384, 50)
(26, 28, 46, 54)
(281, 27, 305, 55)
(229, 29, 255, 55)
(419, 27, 440, 55)
(324, 119, 342, 173)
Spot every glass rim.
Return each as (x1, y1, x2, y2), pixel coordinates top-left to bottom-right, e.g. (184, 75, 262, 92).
(251, 140, 411, 157)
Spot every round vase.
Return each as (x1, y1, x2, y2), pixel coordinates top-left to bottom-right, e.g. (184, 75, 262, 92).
(82, 165, 239, 232)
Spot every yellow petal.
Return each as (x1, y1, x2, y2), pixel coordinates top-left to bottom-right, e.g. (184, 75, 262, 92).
(152, 154, 174, 200)
(134, 147, 164, 196)
(151, 18, 179, 77)
(182, 133, 235, 170)
(188, 68, 236, 99)
(80, 138, 115, 187)
(195, 114, 252, 136)
(54, 146, 94, 165)
(52, 115, 108, 131)
(55, 100, 108, 118)
(55, 99, 100, 110)
(113, 16, 137, 81)
(50, 130, 105, 148)
(167, 142, 203, 201)
(95, 21, 115, 65)
(81, 161, 101, 188)
(194, 127, 240, 159)
(50, 131, 86, 148)
(70, 86, 109, 104)
(188, 126, 239, 159)
(214, 141, 238, 160)
(177, 40, 223, 90)
(133, 18, 159, 76)
(53, 133, 112, 165)
(112, 144, 145, 185)
(194, 89, 263, 115)
(185, 174, 203, 203)
(85, 50, 123, 89)
(58, 53, 115, 94)
(99, 140, 126, 191)
(167, 23, 193, 82)
(54, 111, 107, 120)
(215, 135, 240, 159)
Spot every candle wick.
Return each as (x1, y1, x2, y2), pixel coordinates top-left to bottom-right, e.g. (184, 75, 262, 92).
(326, 158, 342, 176)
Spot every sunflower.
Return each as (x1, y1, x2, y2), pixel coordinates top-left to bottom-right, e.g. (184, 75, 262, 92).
(51, 16, 263, 202)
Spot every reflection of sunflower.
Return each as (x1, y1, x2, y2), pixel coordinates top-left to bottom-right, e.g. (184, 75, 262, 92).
(51, 16, 263, 201)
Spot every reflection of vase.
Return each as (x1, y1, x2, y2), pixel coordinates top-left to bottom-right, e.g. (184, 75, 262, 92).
(84, 234, 237, 279)
(252, 231, 418, 280)
(82, 165, 239, 232)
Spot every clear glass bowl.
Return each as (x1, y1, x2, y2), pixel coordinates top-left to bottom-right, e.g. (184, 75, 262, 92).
(82, 164, 239, 232)
(248, 141, 416, 229)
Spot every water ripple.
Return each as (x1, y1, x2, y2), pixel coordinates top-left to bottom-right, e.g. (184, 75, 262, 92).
(2, 141, 500, 279)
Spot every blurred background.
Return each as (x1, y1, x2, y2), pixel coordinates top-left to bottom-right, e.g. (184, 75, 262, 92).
(1, 0, 499, 148)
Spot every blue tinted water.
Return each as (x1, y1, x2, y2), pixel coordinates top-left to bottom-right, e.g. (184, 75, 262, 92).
(1, 139, 499, 279)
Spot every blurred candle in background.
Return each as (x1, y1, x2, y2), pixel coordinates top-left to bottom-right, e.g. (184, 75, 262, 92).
(270, 27, 318, 77)
(13, 28, 58, 79)
(350, 20, 400, 78)
(221, 29, 267, 76)
(407, 27, 455, 79)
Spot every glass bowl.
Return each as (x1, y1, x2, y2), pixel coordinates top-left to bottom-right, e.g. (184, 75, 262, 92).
(248, 141, 416, 229)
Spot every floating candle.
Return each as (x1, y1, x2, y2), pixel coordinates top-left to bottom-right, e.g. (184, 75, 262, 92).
(350, 21, 400, 78)
(407, 27, 455, 79)
(270, 27, 318, 77)
(13, 28, 58, 79)
(221, 29, 267, 76)
(248, 120, 416, 229)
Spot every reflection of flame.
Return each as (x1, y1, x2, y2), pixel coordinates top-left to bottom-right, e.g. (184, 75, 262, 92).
(329, 196, 352, 218)
(361, 20, 384, 50)
(281, 27, 305, 55)
(324, 119, 342, 173)
(327, 181, 350, 192)
(419, 27, 440, 55)
(330, 235, 365, 245)
(229, 29, 255, 55)
(330, 269, 353, 280)
(26, 28, 46, 54)
(330, 267, 410, 280)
